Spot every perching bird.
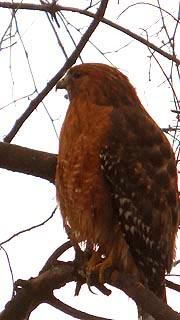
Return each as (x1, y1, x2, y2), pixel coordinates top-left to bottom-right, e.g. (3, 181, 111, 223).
(55, 63, 179, 319)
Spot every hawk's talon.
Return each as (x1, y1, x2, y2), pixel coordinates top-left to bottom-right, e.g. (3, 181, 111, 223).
(86, 250, 113, 284)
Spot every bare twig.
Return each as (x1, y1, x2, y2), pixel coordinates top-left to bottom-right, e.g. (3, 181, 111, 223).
(117, 2, 179, 22)
(0, 91, 36, 110)
(0, 246, 14, 298)
(58, 12, 84, 64)
(4, 0, 109, 142)
(0, 207, 57, 246)
(0, 2, 180, 65)
(39, 0, 68, 59)
(144, 29, 180, 109)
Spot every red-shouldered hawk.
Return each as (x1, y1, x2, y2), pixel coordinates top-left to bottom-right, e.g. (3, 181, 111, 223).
(56, 63, 179, 319)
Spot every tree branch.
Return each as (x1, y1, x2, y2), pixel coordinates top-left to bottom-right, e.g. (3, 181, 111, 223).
(166, 279, 180, 293)
(0, 141, 57, 183)
(0, 2, 51, 11)
(3, 0, 109, 143)
(0, 208, 57, 247)
(0, 244, 180, 320)
(0, 2, 179, 66)
(109, 271, 180, 320)
(47, 295, 112, 320)
(0, 261, 75, 320)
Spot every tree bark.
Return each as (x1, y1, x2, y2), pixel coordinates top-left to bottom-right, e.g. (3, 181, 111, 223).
(0, 142, 57, 183)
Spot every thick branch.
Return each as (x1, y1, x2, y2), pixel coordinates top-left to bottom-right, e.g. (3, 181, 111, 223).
(109, 271, 180, 320)
(0, 142, 57, 183)
(4, 0, 109, 143)
(0, 262, 75, 320)
(0, 2, 51, 11)
(1, 256, 180, 320)
(47, 295, 111, 320)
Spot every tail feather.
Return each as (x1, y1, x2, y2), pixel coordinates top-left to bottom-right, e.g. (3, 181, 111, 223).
(138, 278, 166, 320)
(139, 313, 155, 320)
(138, 306, 155, 320)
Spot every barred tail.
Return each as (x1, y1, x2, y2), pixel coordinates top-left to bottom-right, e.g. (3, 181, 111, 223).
(139, 313, 155, 320)
(138, 279, 166, 320)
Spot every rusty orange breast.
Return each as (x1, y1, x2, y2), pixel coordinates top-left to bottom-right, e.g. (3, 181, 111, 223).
(56, 98, 114, 246)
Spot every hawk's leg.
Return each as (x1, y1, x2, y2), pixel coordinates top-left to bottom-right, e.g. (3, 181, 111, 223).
(86, 250, 114, 283)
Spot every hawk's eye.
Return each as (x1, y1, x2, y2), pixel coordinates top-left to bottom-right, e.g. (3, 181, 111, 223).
(72, 70, 83, 79)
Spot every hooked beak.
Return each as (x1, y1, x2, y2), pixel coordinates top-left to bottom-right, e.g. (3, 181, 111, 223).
(56, 73, 69, 90)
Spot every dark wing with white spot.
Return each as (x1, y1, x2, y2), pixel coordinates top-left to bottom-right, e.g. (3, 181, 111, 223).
(100, 105, 179, 298)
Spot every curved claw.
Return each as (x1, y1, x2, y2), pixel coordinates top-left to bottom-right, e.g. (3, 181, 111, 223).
(86, 250, 113, 284)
